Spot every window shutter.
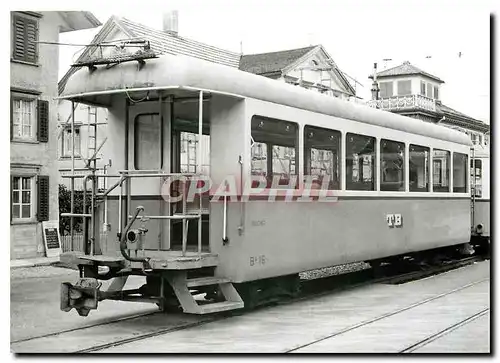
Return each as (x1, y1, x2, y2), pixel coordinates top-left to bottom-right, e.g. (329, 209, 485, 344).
(10, 177, 13, 223)
(38, 99, 49, 142)
(10, 97, 13, 141)
(37, 175, 49, 221)
(12, 15, 38, 63)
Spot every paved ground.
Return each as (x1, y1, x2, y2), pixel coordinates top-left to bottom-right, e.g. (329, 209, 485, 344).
(10, 266, 157, 342)
(10, 261, 490, 353)
(97, 261, 490, 353)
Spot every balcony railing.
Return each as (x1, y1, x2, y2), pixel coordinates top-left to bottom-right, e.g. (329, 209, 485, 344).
(367, 94, 436, 112)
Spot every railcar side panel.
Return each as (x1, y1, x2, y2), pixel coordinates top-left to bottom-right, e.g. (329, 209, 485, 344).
(212, 198, 470, 282)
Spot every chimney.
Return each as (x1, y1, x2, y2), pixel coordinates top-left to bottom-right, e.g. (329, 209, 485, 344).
(371, 63, 380, 101)
(163, 10, 178, 36)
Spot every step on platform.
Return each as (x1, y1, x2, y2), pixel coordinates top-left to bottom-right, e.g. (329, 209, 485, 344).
(168, 273, 244, 314)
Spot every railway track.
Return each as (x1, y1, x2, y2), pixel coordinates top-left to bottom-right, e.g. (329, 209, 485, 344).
(285, 277, 489, 352)
(399, 308, 490, 353)
(11, 254, 487, 353)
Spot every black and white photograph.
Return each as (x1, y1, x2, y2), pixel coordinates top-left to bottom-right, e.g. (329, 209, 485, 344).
(8, 0, 493, 355)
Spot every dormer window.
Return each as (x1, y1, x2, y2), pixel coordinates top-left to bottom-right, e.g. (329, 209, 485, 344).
(379, 82, 393, 98)
(426, 83, 433, 98)
(397, 80, 411, 96)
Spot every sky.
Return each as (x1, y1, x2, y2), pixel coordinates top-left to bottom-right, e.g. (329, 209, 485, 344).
(57, 0, 493, 123)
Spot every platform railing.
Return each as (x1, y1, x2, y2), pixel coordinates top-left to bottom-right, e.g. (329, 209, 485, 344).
(120, 171, 204, 257)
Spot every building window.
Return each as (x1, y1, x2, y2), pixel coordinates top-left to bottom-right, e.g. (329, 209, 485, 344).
(12, 97, 36, 140)
(12, 176, 33, 220)
(380, 139, 405, 191)
(433, 149, 450, 192)
(251, 115, 298, 188)
(60, 127, 81, 157)
(379, 82, 393, 98)
(304, 125, 341, 190)
(453, 152, 468, 193)
(346, 133, 375, 191)
(434, 86, 439, 100)
(397, 80, 411, 96)
(426, 83, 433, 98)
(134, 114, 163, 170)
(485, 134, 489, 146)
(420, 81, 426, 96)
(409, 144, 430, 192)
(12, 13, 38, 63)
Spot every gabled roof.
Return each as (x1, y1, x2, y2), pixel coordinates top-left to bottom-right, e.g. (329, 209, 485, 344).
(375, 61, 444, 83)
(116, 17, 240, 67)
(239, 46, 316, 76)
(58, 16, 240, 94)
(437, 102, 489, 131)
(57, 11, 102, 32)
(239, 45, 356, 96)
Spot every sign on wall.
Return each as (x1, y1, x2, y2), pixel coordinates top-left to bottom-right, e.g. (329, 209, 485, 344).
(42, 221, 62, 258)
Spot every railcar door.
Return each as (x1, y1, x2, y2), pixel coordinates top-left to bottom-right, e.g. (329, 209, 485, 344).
(170, 112, 211, 252)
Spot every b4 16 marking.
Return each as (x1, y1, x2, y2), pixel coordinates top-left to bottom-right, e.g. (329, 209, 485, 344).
(250, 255, 266, 266)
(386, 214, 403, 228)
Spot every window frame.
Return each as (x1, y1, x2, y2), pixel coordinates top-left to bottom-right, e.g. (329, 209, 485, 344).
(303, 125, 342, 190)
(380, 138, 405, 192)
(379, 81, 394, 99)
(409, 144, 430, 192)
(134, 113, 164, 170)
(250, 115, 299, 189)
(432, 149, 451, 192)
(11, 92, 38, 142)
(11, 13, 39, 64)
(426, 83, 433, 98)
(11, 175, 36, 222)
(420, 80, 426, 96)
(60, 126, 82, 159)
(453, 152, 468, 193)
(397, 80, 412, 96)
(345, 132, 376, 191)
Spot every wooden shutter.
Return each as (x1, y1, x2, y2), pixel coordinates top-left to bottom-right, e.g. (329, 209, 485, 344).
(13, 15, 38, 63)
(37, 175, 49, 221)
(10, 97, 13, 141)
(38, 99, 49, 142)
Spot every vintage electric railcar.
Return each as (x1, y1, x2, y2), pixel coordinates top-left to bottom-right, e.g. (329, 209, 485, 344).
(470, 145, 490, 245)
(59, 52, 475, 316)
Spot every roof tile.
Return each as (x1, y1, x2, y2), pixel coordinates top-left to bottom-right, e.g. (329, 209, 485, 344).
(376, 61, 444, 83)
(239, 46, 316, 75)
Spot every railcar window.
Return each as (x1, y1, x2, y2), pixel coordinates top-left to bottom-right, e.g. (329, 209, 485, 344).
(380, 139, 405, 191)
(409, 145, 430, 192)
(134, 114, 162, 170)
(251, 116, 298, 188)
(471, 159, 482, 197)
(432, 149, 450, 192)
(179, 131, 210, 175)
(453, 152, 468, 193)
(303, 125, 341, 190)
(346, 133, 375, 191)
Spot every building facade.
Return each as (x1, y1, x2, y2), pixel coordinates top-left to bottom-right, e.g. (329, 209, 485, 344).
(10, 11, 101, 259)
(239, 45, 358, 102)
(367, 61, 490, 147)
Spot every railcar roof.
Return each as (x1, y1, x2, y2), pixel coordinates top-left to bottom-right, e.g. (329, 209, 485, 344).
(60, 53, 471, 146)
